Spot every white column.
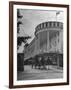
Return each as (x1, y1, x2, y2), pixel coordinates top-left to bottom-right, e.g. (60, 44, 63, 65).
(35, 37, 37, 55)
(47, 31, 49, 52)
(38, 33, 40, 54)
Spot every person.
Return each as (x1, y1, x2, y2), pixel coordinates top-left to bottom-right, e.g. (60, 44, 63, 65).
(38, 57, 42, 69)
(47, 57, 50, 70)
(31, 59, 34, 69)
(35, 56, 38, 69)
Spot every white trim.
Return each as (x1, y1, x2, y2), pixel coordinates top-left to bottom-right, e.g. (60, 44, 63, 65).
(13, 4, 67, 86)
(36, 28, 62, 35)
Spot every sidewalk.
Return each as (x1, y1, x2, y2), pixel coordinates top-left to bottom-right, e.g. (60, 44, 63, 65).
(46, 65, 63, 73)
(22, 65, 63, 73)
(17, 65, 63, 80)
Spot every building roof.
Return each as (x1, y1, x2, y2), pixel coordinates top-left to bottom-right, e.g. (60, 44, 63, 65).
(35, 21, 63, 35)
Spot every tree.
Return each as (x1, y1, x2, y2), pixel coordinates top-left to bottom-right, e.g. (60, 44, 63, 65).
(17, 9, 31, 48)
(17, 9, 31, 71)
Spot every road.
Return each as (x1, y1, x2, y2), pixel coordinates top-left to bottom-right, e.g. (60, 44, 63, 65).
(17, 65, 63, 80)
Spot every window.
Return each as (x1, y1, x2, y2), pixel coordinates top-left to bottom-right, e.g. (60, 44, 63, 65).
(57, 22, 59, 27)
(46, 22, 48, 27)
(53, 22, 56, 27)
(50, 22, 52, 27)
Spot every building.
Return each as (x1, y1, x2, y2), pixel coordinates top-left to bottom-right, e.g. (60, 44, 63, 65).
(24, 21, 63, 67)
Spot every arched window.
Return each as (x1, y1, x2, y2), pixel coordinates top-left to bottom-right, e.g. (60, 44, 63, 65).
(46, 22, 48, 27)
(50, 22, 52, 27)
(53, 22, 56, 27)
(42, 23, 44, 28)
(57, 22, 59, 27)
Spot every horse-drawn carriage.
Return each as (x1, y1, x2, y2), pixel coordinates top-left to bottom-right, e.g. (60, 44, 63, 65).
(31, 54, 52, 70)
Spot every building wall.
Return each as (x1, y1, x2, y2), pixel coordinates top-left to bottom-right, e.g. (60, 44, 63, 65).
(24, 21, 63, 60)
(24, 38, 36, 60)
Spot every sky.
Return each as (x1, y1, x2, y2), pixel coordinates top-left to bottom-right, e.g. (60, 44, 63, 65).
(17, 9, 64, 53)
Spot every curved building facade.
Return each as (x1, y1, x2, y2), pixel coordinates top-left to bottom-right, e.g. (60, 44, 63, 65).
(24, 21, 63, 67)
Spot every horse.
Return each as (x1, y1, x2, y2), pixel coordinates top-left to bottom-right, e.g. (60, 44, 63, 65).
(31, 56, 45, 69)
